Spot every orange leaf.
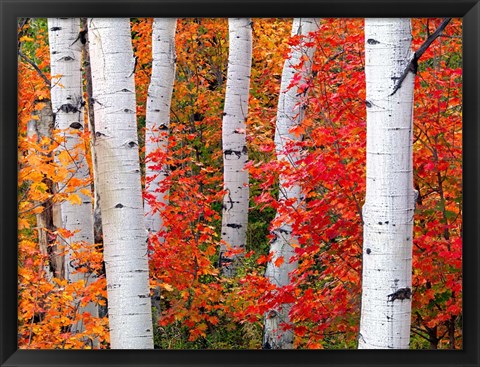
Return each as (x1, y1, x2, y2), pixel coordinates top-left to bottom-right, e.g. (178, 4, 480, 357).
(274, 256, 284, 267)
(18, 218, 30, 230)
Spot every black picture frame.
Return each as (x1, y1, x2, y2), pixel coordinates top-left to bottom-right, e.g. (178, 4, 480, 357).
(1, 0, 478, 366)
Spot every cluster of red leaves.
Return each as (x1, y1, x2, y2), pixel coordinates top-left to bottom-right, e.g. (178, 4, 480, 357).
(410, 18, 462, 348)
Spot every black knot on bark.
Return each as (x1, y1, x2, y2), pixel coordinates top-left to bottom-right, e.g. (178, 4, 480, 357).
(367, 38, 380, 45)
(224, 149, 242, 158)
(267, 310, 277, 319)
(69, 122, 83, 129)
(115, 203, 124, 208)
(226, 223, 242, 229)
(59, 104, 79, 113)
(128, 141, 138, 148)
(387, 287, 412, 302)
(79, 30, 87, 44)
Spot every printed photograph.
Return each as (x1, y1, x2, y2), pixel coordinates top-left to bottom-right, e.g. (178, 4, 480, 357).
(17, 17, 462, 349)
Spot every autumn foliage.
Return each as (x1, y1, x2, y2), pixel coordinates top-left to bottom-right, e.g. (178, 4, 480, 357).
(17, 18, 462, 349)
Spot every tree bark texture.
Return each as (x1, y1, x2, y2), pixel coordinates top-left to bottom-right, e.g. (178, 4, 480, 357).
(220, 18, 252, 277)
(144, 17, 177, 328)
(81, 17, 103, 246)
(48, 17, 98, 333)
(358, 18, 416, 350)
(263, 18, 320, 350)
(144, 18, 177, 235)
(88, 18, 154, 349)
(26, 99, 58, 281)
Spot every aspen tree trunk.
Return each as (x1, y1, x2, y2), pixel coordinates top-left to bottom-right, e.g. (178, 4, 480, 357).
(88, 18, 153, 349)
(48, 18, 98, 334)
(81, 17, 103, 246)
(144, 18, 177, 235)
(358, 18, 416, 349)
(219, 18, 252, 277)
(81, 18, 108, 322)
(26, 99, 58, 281)
(263, 18, 319, 350)
(144, 17, 177, 326)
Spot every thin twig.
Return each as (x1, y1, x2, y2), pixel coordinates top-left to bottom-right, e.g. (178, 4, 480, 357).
(390, 18, 452, 96)
(18, 49, 51, 88)
(17, 18, 30, 49)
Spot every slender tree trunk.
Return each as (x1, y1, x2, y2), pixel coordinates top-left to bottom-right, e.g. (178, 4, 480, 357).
(80, 17, 108, 322)
(88, 18, 153, 349)
(144, 18, 177, 236)
(48, 18, 98, 334)
(448, 316, 456, 349)
(219, 18, 252, 277)
(263, 18, 319, 350)
(26, 99, 58, 281)
(144, 17, 177, 327)
(358, 18, 415, 349)
(80, 17, 103, 246)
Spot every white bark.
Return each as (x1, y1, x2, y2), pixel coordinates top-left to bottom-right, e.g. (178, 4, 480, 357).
(358, 18, 415, 349)
(27, 100, 56, 281)
(81, 17, 103, 245)
(48, 18, 98, 333)
(144, 18, 177, 234)
(263, 18, 319, 350)
(88, 18, 153, 349)
(220, 18, 252, 277)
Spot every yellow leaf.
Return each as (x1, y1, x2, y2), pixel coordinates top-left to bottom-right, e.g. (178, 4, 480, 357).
(68, 194, 82, 205)
(19, 36, 34, 42)
(80, 188, 92, 197)
(162, 283, 174, 292)
(57, 150, 71, 166)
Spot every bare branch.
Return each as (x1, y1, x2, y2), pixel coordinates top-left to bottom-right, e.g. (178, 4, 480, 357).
(18, 49, 51, 88)
(390, 18, 452, 96)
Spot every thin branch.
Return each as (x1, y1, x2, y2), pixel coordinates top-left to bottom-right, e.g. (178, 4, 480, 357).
(439, 34, 461, 39)
(18, 49, 51, 88)
(390, 17, 452, 96)
(17, 18, 30, 50)
(415, 18, 452, 60)
(411, 327, 432, 343)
